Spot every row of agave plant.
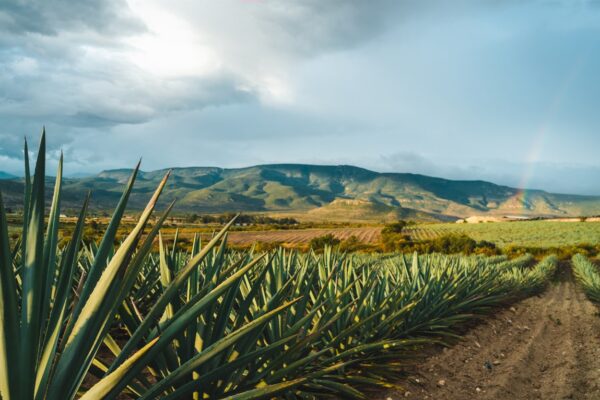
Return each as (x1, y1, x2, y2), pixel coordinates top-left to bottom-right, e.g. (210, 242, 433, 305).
(572, 254, 600, 303)
(0, 132, 557, 399)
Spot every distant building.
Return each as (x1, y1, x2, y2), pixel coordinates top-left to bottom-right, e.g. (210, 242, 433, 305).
(456, 215, 535, 224)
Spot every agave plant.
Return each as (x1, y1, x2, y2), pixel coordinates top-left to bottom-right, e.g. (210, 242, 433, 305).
(0, 132, 299, 399)
(103, 245, 559, 399)
(572, 253, 600, 302)
(0, 130, 561, 400)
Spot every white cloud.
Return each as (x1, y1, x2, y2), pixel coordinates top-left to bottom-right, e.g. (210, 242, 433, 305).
(0, 0, 403, 147)
(125, 1, 221, 78)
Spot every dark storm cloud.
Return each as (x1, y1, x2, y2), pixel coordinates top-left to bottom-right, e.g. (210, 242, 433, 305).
(254, 0, 406, 56)
(0, 0, 261, 158)
(0, 0, 143, 36)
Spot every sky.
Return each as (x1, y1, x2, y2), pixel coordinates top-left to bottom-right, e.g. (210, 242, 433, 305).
(0, 0, 600, 195)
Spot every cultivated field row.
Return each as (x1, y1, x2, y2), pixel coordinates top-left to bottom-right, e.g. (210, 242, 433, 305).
(406, 220, 600, 248)
(216, 226, 382, 245)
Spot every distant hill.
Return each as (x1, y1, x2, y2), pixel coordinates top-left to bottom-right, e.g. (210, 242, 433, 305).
(1, 164, 600, 221)
(0, 171, 16, 180)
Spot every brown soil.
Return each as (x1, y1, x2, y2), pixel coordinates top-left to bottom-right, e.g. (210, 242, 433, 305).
(224, 226, 382, 245)
(380, 268, 600, 400)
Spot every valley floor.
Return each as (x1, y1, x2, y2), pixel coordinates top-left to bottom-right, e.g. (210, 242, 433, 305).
(379, 267, 600, 400)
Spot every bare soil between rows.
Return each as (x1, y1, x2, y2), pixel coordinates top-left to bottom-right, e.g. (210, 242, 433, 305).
(379, 266, 600, 400)
(225, 226, 382, 245)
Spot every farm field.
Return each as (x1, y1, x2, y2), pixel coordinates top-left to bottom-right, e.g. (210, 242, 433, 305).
(8, 136, 600, 399)
(406, 220, 600, 248)
(207, 220, 600, 249)
(5, 3, 600, 399)
(9, 217, 600, 251)
(223, 226, 381, 245)
(5, 220, 383, 248)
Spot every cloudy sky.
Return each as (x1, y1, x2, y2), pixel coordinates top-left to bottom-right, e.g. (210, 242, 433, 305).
(1, 0, 599, 194)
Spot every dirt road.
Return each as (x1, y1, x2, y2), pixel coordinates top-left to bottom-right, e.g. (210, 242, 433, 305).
(381, 268, 600, 400)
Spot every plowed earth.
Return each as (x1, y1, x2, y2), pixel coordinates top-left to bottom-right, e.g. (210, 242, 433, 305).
(224, 226, 382, 245)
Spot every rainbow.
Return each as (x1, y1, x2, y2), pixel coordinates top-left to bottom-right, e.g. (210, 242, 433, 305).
(515, 129, 545, 212)
(515, 51, 588, 213)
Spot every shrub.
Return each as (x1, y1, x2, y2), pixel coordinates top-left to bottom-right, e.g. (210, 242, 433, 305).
(254, 240, 284, 252)
(309, 233, 340, 250)
(380, 233, 500, 255)
(339, 235, 364, 252)
(381, 220, 408, 235)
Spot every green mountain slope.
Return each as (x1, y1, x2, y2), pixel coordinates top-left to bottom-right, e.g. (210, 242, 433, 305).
(1, 164, 599, 219)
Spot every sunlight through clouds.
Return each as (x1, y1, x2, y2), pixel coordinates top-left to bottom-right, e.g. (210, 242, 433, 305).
(125, 0, 221, 78)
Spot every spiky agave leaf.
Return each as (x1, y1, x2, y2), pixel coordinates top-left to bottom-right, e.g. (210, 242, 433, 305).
(573, 254, 600, 302)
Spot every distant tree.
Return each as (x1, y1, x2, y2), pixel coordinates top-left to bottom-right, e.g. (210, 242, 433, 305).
(382, 220, 408, 235)
(254, 241, 284, 252)
(340, 235, 363, 252)
(379, 232, 499, 255)
(185, 213, 199, 223)
(278, 217, 298, 225)
(309, 234, 341, 250)
(200, 215, 215, 223)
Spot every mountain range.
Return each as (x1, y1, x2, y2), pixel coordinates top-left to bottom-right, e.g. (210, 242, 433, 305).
(0, 171, 15, 180)
(1, 164, 600, 221)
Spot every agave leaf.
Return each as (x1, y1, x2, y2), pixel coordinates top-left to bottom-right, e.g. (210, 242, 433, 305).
(35, 194, 90, 400)
(66, 160, 142, 337)
(105, 255, 269, 398)
(219, 362, 352, 400)
(159, 336, 296, 400)
(158, 233, 174, 321)
(110, 216, 239, 371)
(80, 338, 159, 400)
(47, 172, 171, 400)
(0, 191, 20, 400)
(39, 152, 63, 353)
(21, 137, 31, 280)
(138, 299, 301, 400)
(19, 132, 46, 399)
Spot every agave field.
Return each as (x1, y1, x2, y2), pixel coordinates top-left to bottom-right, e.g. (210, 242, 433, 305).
(407, 221, 600, 248)
(0, 134, 562, 399)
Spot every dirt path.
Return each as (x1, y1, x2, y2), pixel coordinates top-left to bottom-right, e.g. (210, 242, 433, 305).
(380, 268, 600, 400)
